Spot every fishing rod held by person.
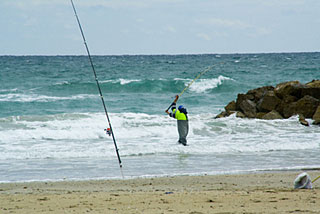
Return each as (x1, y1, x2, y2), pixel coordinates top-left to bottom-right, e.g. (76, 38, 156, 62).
(165, 95, 179, 114)
(165, 65, 214, 112)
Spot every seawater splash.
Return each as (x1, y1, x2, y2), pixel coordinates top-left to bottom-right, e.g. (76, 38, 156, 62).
(173, 75, 233, 93)
(188, 75, 233, 93)
(100, 79, 141, 85)
(1, 112, 319, 160)
(1, 111, 320, 182)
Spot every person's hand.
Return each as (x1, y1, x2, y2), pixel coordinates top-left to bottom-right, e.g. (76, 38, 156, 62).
(165, 110, 169, 114)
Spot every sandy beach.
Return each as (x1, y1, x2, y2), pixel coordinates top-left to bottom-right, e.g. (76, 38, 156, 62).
(1, 171, 320, 213)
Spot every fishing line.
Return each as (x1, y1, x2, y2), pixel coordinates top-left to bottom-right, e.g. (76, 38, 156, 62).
(166, 65, 215, 111)
(70, 0, 123, 178)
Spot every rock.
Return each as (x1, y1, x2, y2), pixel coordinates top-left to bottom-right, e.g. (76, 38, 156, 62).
(257, 91, 281, 112)
(283, 95, 299, 103)
(262, 110, 283, 120)
(228, 111, 237, 116)
(312, 105, 320, 125)
(276, 97, 295, 117)
(281, 102, 297, 118)
(215, 111, 228, 119)
(282, 95, 319, 119)
(299, 114, 309, 126)
(236, 111, 246, 118)
(239, 99, 257, 118)
(295, 95, 319, 118)
(215, 79, 320, 122)
(306, 79, 320, 88)
(225, 100, 236, 112)
(247, 86, 274, 102)
(274, 81, 303, 99)
(256, 112, 267, 119)
(314, 121, 320, 125)
(235, 94, 254, 111)
(301, 85, 320, 99)
(275, 95, 298, 117)
(300, 121, 309, 126)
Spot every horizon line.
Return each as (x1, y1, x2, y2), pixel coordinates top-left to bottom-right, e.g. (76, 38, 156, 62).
(0, 51, 319, 57)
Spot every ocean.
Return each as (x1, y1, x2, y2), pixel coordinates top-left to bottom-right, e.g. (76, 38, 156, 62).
(1, 53, 320, 183)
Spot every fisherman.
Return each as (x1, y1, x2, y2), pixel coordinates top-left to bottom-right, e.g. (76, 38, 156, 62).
(165, 95, 189, 146)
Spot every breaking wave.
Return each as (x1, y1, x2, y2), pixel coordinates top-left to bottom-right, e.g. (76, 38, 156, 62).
(0, 112, 319, 161)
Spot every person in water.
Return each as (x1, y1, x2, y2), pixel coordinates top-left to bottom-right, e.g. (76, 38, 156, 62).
(165, 95, 189, 146)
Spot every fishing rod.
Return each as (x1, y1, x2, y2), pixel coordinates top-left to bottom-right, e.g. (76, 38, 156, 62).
(312, 175, 320, 183)
(70, 0, 123, 177)
(165, 65, 215, 111)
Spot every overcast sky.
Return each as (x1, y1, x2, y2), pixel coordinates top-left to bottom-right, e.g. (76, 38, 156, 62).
(1, 0, 320, 55)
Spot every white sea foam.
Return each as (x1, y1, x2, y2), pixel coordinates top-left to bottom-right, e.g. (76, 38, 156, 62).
(0, 93, 97, 102)
(54, 81, 70, 85)
(1, 112, 319, 161)
(100, 79, 142, 85)
(119, 78, 141, 85)
(0, 88, 18, 93)
(188, 75, 232, 93)
(174, 76, 232, 93)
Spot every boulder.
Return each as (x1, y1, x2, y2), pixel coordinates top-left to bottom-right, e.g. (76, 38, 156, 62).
(281, 102, 297, 118)
(257, 91, 281, 112)
(301, 86, 320, 99)
(215, 79, 320, 123)
(236, 111, 246, 118)
(282, 95, 299, 103)
(256, 112, 267, 119)
(236, 93, 254, 111)
(215, 111, 228, 119)
(299, 114, 309, 126)
(275, 95, 298, 117)
(262, 110, 283, 120)
(306, 79, 320, 88)
(295, 95, 319, 118)
(225, 100, 236, 112)
(276, 97, 294, 117)
(281, 95, 319, 119)
(247, 86, 274, 102)
(239, 99, 256, 118)
(313, 105, 320, 125)
(274, 81, 303, 99)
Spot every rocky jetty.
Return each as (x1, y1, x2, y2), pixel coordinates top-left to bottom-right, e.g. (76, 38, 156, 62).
(216, 80, 320, 126)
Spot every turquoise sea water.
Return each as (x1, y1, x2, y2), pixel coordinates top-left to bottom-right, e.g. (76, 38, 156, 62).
(1, 53, 320, 182)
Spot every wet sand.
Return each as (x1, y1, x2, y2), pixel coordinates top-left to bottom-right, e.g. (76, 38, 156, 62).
(1, 171, 320, 213)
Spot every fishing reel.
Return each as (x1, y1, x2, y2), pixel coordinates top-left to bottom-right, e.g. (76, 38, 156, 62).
(104, 128, 112, 136)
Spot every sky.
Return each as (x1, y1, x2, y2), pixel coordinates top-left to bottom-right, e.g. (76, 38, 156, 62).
(1, 0, 320, 55)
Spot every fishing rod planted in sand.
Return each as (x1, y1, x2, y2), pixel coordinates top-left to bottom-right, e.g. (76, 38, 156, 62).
(70, 0, 123, 177)
(165, 65, 215, 112)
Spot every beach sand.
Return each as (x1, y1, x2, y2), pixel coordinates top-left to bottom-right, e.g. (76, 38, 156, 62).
(1, 171, 320, 213)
